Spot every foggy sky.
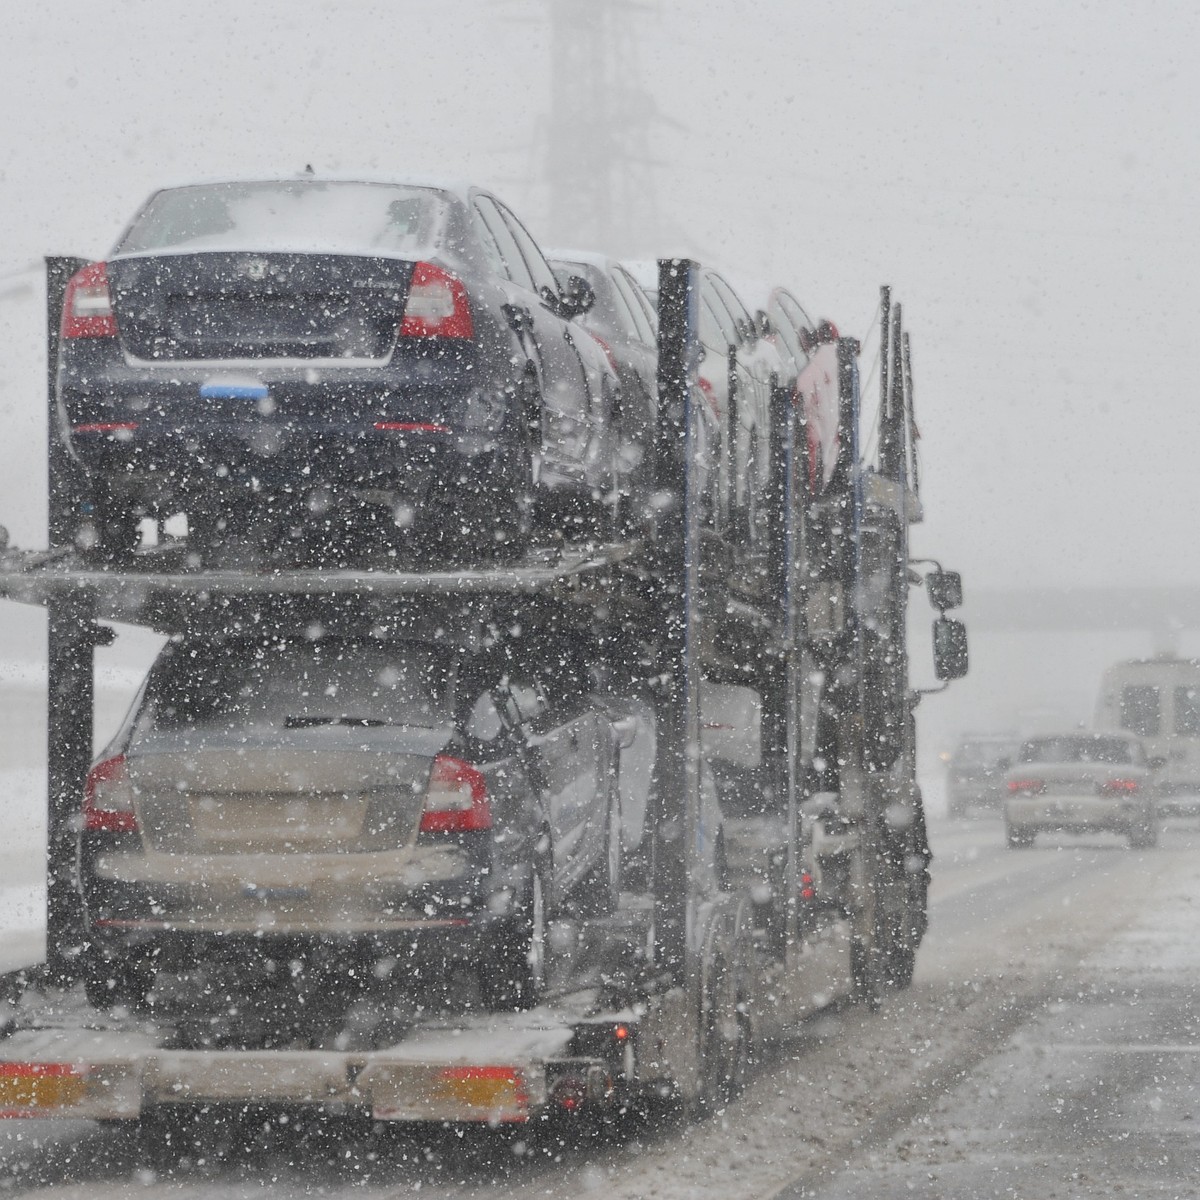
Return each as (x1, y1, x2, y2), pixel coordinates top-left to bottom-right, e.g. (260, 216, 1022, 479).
(2, 0, 1197, 598)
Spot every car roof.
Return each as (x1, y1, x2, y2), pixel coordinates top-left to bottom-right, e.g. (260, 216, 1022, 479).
(134, 173, 484, 204)
(546, 248, 619, 271)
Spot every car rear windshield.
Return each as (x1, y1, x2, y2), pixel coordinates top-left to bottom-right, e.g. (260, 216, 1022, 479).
(130, 640, 454, 742)
(115, 181, 449, 257)
(1019, 736, 1141, 765)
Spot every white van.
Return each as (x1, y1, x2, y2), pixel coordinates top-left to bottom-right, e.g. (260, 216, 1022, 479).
(1096, 658, 1200, 815)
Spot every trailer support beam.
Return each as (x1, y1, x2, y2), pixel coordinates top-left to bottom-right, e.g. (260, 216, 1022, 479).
(45, 591, 99, 979)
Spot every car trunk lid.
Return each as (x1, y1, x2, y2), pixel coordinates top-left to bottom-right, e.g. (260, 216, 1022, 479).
(129, 742, 433, 854)
(108, 253, 415, 362)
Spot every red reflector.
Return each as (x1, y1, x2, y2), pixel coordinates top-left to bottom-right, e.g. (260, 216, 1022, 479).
(420, 755, 491, 833)
(83, 754, 137, 833)
(1007, 779, 1044, 794)
(373, 421, 450, 433)
(71, 422, 139, 434)
(550, 1075, 588, 1112)
(1101, 778, 1140, 794)
(62, 262, 118, 339)
(399, 262, 473, 339)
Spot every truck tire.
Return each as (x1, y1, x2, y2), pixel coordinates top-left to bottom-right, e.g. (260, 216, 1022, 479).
(1128, 818, 1159, 849)
(83, 950, 153, 1013)
(1005, 822, 1035, 849)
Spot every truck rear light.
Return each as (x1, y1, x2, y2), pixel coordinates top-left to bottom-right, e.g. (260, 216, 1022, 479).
(83, 754, 138, 833)
(61, 262, 118, 339)
(399, 262, 474, 340)
(420, 755, 491, 833)
(1100, 778, 1140, 795)
(1006, 779, 1044, 794)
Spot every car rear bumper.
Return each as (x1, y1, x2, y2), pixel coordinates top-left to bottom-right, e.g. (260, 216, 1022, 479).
(1005, 793, 1153, 831)
(57, 352, 514, 507)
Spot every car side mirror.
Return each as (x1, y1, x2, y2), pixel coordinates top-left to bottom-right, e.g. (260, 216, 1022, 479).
(996, 757, 1011, 772)
(558, 274, 596, 319)
(756, 309, 773, 338)
(0, 524, 8, 552)
(926, 569, 963, 612)
(465, 692, 505, 742)
(503, 681, 549, 728)
(933, 617, 969, 681)
(1148, 755, 1167, 770)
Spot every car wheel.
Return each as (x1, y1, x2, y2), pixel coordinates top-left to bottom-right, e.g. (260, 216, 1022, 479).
(82, 950, 153, 1012)
(480, 866, 547, 1011)
(82, 490, 141, 565)
(1005, 821, 1034, 849)
(427, 415, 534, 566)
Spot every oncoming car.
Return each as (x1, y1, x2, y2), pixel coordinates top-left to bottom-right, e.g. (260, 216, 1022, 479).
(945, 734, 1021, 816)
(76, 633, 634, 1016)
(55, 177, 619, 564)
(1003, 731, 1158, 849)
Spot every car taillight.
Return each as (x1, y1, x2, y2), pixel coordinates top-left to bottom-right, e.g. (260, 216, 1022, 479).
(1100, 778, 1140, 795)
(399, 262, 473, 340)
(697, 376, 721, 417)
(1007, 779, 1044, 794)
(83, 754, 138, 833)
(420, 754, 491, 833)
(62, 262, 118, 339)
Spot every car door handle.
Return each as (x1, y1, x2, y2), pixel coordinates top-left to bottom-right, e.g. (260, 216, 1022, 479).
(502, 304, 533, 335)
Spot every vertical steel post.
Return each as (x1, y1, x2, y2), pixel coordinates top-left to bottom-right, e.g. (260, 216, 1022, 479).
(653, 258, 701, 987)
(45, 258, 96, 980)
(45, 590, 97, 978)
(877, 285, 893, 479)
(46, 257, 90, 549)
(903, 332, 919, 499)
(880, 299, 906, 483)
(783, 401, 803, 951)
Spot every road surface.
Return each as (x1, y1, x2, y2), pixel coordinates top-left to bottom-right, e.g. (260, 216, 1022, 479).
(1, 813, 1197, 1198)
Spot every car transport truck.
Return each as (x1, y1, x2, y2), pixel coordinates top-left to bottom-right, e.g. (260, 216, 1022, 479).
(0, 261, 966, 1132)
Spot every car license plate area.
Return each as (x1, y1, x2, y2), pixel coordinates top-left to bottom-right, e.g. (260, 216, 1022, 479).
(190, 794, 368, 849)
(199, 381, 270, 402)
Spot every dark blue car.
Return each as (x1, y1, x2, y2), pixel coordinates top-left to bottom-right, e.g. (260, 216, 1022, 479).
(56, 178, 619, 563)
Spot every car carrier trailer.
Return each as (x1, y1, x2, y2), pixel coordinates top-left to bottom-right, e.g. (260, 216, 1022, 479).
(0, 261, 965, 1128)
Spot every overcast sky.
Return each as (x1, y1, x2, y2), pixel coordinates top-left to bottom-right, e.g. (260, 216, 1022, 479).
(2, 0, 1197, 603)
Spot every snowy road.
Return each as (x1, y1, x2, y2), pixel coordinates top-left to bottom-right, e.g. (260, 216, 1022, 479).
(2, 813, 1198, 1197)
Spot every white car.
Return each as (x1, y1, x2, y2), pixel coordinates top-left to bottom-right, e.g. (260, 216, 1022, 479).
(1003, 732, 1158, 849)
